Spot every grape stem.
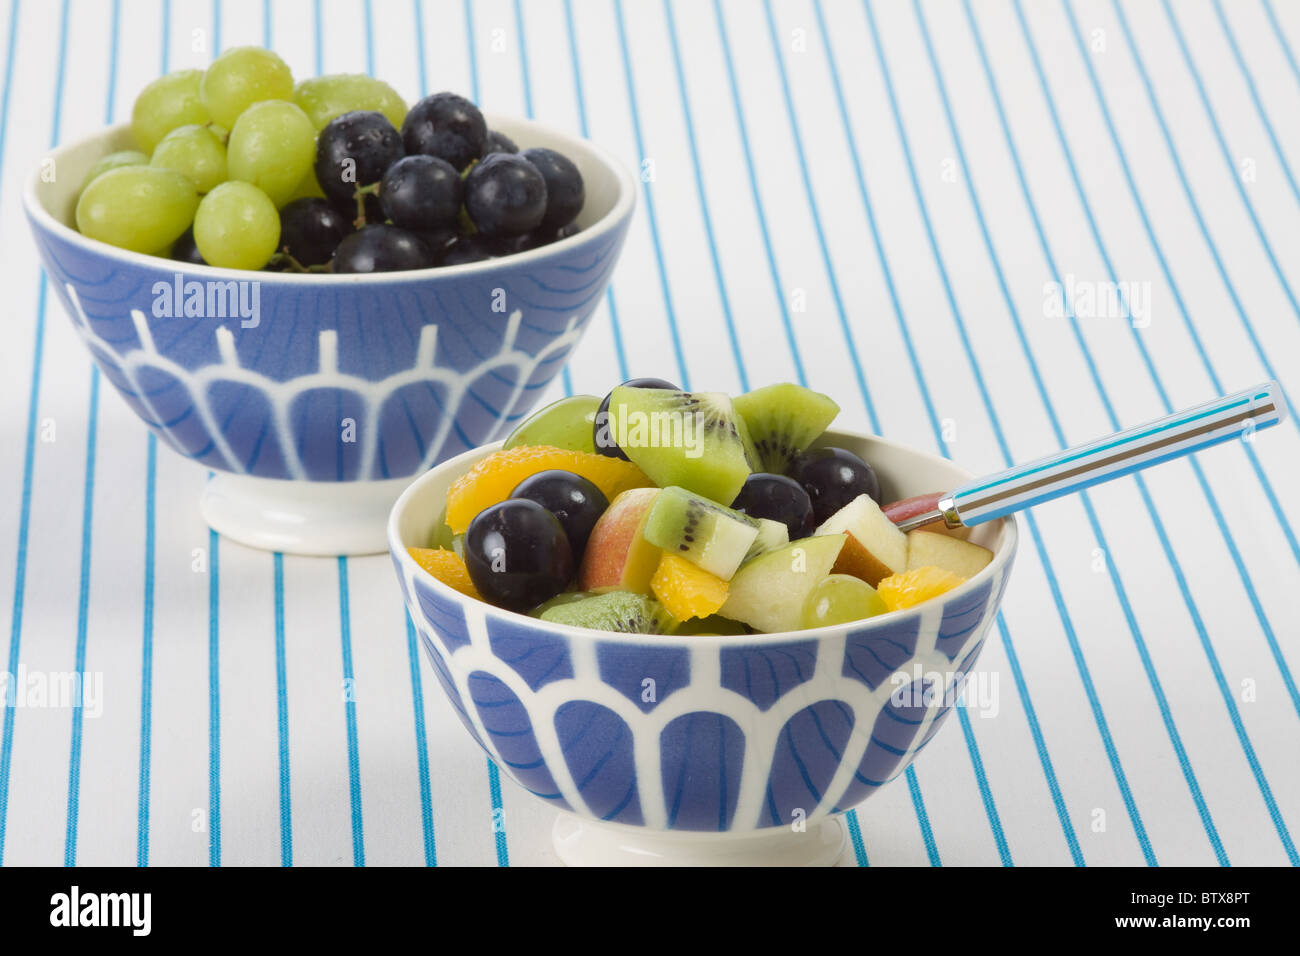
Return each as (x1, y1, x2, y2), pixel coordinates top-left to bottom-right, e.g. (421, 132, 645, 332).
(353, 182, 380, 229)
(268, 251, 312, 273)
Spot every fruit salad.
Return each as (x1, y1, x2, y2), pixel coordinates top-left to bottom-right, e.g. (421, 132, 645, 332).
(75, 47, 584, 273)
(408, 382, 997, 634)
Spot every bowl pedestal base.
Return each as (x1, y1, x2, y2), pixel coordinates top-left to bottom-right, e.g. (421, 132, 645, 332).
(201, 473, 414, 556)
(552, 813, 847, 867)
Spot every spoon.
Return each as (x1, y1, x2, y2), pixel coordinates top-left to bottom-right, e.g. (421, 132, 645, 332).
(894, 381, 1287, 533)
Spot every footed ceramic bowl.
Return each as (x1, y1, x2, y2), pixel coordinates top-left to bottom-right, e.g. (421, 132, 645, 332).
(25, 116, 635, 555)
(389, 429, 1019, 866)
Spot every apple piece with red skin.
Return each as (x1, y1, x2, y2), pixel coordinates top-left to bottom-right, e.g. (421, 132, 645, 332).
(577, 487, 661, 593)
(882, 491, 971, 540)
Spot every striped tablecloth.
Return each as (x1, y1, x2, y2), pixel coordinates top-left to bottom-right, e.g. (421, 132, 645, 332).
(1, 0, 1298, 867)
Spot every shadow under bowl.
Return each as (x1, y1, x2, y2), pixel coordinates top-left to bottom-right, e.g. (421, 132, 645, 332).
(24, 115, 635, 554)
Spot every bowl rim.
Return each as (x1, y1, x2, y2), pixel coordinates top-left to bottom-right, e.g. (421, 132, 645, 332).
(24, 114, 637, 284)
(388, 428, 1020, 648)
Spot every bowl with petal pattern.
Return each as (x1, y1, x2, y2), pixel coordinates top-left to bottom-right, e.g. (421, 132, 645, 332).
(25, 116, 635, 554)
(389, 428, 1018, 866)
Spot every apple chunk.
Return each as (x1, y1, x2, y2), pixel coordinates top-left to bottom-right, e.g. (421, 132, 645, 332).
(905, 530, 992, 578)
(882, 491, 970, 540)
(720, 535, 844, 633)
(814, 494, 907, 587)
(578, 488, 661, 593)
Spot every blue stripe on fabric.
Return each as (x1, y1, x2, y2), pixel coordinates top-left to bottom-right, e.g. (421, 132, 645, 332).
(487, 759, 509, 866)
(905, 767, 940, 866)
(336, 558, 365, 867)
(844, 808, 869, 866)
(137, 435, 157, 867)
(207, 0, 223, 872)
(611, 0, 690, 389)
(413, 0, 427, 95)
(865, 0, 1158, 863)
(273, 554, 292, 867)
(562, 0, 628, 383)
(64, 366, 101, 867)
(404, 616, 436, 866)
(65, 0, 119, 868)
(1262, 0, 1300, 90)
(463, 0, 479, 103)
(208, 528, 221, 867)
(137, 0, 172, 879)
(391, 12, 441, 872)
(0, 0, 59, 868)
(996, 616, 1083, 865)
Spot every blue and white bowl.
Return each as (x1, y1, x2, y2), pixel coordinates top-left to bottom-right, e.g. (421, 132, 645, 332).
(389, 429, 1018, 866)
(25, 117, 635, 554)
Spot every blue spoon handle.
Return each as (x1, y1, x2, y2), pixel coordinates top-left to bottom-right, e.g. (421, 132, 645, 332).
(897, 382, 1287, 532)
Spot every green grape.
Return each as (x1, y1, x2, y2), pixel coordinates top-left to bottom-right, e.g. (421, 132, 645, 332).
(150, 124, 228, 193)
(84, 150, 148, 188)
(292, 73, 408, 131)
(200, 46, 294, 129)
(801, 574, 888, 629)
(193, 181, 280, 270)
(503, 394, 601, 453)
(131, 69, 211, 153)
(227, 100, 316, 207)
(75, 166, 199, 254)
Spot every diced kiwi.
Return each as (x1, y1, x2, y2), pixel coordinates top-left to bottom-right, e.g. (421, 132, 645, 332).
(733, 383, 840, 474)
(642, 486, 759, 581)
(528, 590, 591, 617)
(744, 517, 790, 563)
(606, 386, 756, 505)
(539, 591, 677, 634)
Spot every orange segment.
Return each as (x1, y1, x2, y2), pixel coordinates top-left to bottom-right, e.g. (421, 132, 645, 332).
(876, 566, 966, 612)
(651, 553, 730, 622)
(408, 547, 482, 600)
(445, 444, 653, 534)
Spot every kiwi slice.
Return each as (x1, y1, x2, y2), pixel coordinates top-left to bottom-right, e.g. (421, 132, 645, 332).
(529, 590, 591, 617)
(743, 517, 790, 563)
(539, 591, 677, 634)
(606, 386, 756, 505)
(642, 485, 759, 581)
(733, 383, 840, 474)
